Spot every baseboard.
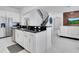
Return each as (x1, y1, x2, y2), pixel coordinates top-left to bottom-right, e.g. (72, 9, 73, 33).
(59, 36, 79, 40)
(0, 36, 11, 39)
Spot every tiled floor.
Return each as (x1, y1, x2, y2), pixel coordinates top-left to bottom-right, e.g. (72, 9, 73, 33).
(0, 37, 28, 53)
(47, 35, 79, 53)
(1, 34, 79, 53)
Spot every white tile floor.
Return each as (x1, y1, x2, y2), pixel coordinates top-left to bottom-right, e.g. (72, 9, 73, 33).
(48, 35, 79, 53)
(0, 34, 79, 53)
(0, 37, 28, 53)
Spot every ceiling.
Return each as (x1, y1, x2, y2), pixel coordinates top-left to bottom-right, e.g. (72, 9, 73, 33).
(9, 6, 78, 14)
(9, 6, 25, 9)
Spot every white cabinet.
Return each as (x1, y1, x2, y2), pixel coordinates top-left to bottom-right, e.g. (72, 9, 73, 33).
(46, 27, 52, 50)
(28, 33, 36, 52)
(23, 32, 36, 52)
(15, 29, 47, 53)
(29, 36, 35, 52)
(35, 31, 47, 52)
(15, 29, 24, 46)
(23, 32, 30, 51)
(24, 32, 36, 52)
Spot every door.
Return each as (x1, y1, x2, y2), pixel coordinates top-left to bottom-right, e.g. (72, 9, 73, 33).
(24, 32, 36, 52)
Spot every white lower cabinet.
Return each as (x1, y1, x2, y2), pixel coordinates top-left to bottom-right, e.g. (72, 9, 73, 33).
(15, 29, 24, 46)
(23, 32, 30, 51)
(46, 27, 52, 50)
(28, 34, 36, 52)
(15, 29, 47, 53)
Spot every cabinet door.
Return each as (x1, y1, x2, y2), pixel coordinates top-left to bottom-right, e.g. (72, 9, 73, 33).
(15, 30, 24, 46)
(29, 34, 36, 52)
(47, 27, 52, 49)
(24, 32, 30, 51)
(35, 31, 47, 53)
(24, 32, 36, 52)
(15, 30, 20, 42)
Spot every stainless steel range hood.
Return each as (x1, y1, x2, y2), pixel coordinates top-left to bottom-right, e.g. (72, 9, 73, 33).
(24, 9, 49, 26)
(37, 9, 49, 26)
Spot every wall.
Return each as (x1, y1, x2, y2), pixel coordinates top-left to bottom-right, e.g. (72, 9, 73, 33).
(21, 6, 38, 15)
(0, 6, 20, 23)
(56, 6, 79, 38)
(0, 6, 20, 13)
(37, 6, 79, 37)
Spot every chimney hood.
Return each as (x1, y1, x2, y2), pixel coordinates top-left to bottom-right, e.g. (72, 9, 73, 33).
(24, 9, 49, 26)
(37, 9, 49, 26)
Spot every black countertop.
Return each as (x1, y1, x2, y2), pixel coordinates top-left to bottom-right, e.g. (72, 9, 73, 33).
(17, 28, 46, 33)
(12, 26, 47, 33)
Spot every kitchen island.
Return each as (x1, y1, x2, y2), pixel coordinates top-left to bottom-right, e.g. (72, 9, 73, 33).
(14, 27, 47, 53)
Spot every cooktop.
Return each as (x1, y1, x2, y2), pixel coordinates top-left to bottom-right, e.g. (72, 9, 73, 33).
(17, 26, 46, 33)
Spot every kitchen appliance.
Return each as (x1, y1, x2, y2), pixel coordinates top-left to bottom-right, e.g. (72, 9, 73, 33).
(27, 26, 46, 32)
(20, 9, 50, 32)
(0, 16, 13, 37)
(12, 22, 21, 28)
(1, 23, 6, 28)
(20, 26, 46, 33)
(22, 9, 53, 33)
